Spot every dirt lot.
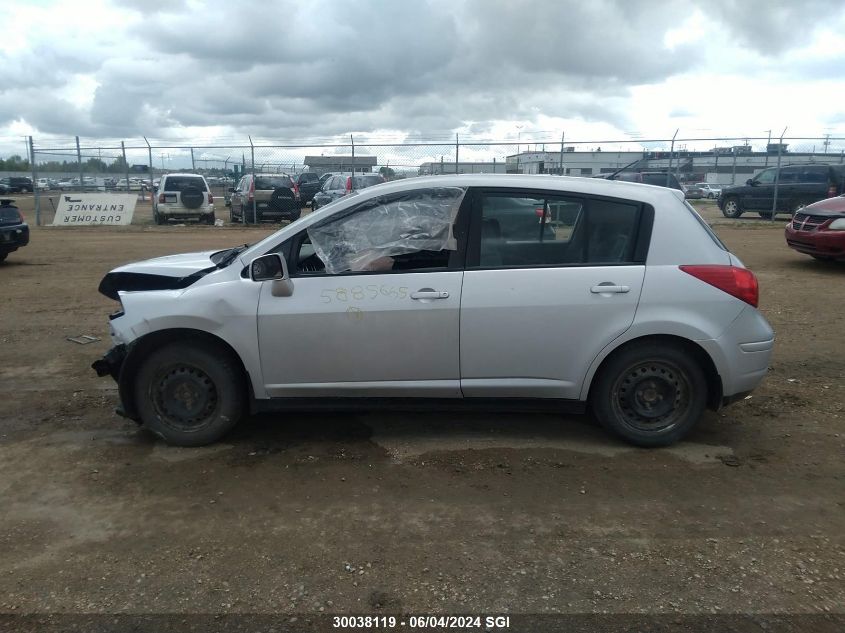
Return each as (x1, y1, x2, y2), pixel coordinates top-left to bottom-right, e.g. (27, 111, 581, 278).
(0, 196, 843, 628)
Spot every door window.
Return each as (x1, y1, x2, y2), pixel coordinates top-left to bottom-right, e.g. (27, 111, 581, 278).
(302, 187, 466, 274)
(474, 193, 641, 267)
(755, 169, 776, 184)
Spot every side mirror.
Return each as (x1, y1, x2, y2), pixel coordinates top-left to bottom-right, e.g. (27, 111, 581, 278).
(250, 253, 288, 281)
(228, 187, 236, 193)
(250, 253, 294, 297)
(746, 179, 754, 186)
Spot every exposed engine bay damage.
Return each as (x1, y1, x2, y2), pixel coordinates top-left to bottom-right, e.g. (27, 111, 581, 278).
(98, 268, 216, 300)
(307, 187, 465, 274)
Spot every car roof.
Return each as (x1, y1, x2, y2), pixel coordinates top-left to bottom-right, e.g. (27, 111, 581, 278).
(163, 173, 207, 178)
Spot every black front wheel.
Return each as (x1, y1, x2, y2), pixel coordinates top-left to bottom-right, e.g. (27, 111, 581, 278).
(591, 341, 707, 447)
(721, 197, 742, 218)
(134, 342, 246, 446)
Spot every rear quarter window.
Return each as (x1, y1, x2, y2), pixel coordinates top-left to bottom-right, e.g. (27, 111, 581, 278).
(684, 201, 727, 251)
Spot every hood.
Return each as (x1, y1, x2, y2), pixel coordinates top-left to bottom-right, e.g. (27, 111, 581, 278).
(802, 195, 845, 216)
(98, 250, 219, 300)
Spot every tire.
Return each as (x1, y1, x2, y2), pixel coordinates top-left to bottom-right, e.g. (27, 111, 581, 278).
(153, 210, 165, 225)
(229, 206, 237, 223)
(269, 187, 296, 215)
(707, 192, 715, 199)
(311, 200, 319, 212)
(180, 186, 204, 209)
(721, 196, 742, 218)
(134, 341, 246, 447)
(758, 212, 773, 220)
(0, 253, 7, 263)
(811, 255, 833, 261)
(202, 213, 215, 225)
(590, 341, 708, 447)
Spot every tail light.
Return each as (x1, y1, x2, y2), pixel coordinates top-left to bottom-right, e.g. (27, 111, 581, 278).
(679, 265, 758, 308)
(247, 178, 255, 203)
(345, 176, 353, 193)
(158, 193, 165, 203)
(828, 185, 837, 197)
(292, 180, 300, 199)
(208, 193, 214, 203)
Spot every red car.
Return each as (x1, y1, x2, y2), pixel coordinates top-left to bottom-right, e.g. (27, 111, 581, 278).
(785, 195, 845, 261)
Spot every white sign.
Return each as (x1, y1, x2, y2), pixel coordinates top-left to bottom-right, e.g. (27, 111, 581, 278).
(52, 193, 137, 226)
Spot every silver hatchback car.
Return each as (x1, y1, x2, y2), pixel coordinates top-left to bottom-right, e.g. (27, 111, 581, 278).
(93, 175, 773, 447)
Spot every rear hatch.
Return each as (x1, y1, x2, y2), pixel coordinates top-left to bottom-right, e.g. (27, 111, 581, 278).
(255, 175, 297, 213)
(160, 176, 209, 211)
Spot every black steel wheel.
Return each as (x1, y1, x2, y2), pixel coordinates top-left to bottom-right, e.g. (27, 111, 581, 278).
(591, 341, 707, 447)
(134, 341, 246, 446)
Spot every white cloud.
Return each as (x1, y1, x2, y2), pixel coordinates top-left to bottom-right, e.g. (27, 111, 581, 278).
(1, 0, 844, 157)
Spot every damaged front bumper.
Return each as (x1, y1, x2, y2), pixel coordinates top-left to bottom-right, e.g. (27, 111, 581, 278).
(92, 344, 127, 380)
(92, 344, 137, 421)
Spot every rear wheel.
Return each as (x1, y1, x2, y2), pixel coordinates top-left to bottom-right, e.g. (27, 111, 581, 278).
(591, 341, 708, 447)
(721, 196, 742, 218)
(153, 210, 165, 225)
(134, 342, 246, 447)
(202, 213, 215, 225)
(758, 212, 773, 219)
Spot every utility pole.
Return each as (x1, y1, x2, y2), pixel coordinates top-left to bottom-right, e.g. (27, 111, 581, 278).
(764, 130, 771, 167)
(666, 129, 678, 187)
(455, 133, 459, 174)
(29, 136, 40, 226)
(559, 131, 565, 175)
(771, 126, 787, 221)
(76, 136, 84, 191)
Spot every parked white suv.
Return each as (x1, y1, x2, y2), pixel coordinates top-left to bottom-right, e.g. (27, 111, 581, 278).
(153, 173, 214, 224)
(93, 175, 773, 447)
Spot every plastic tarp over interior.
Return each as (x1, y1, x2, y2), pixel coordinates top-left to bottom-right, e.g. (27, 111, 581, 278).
(307, 187, 466, 274)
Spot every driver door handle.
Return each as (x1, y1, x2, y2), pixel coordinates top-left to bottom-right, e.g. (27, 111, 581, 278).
(411, 290, 450, 300)
(590, 284, 630, 294)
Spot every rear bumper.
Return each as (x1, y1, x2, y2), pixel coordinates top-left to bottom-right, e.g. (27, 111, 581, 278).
(785, 225, 845, 259)
(0, 223, 29, 252)
(157, 204, 214, 217)
(698, 306, 774, 399)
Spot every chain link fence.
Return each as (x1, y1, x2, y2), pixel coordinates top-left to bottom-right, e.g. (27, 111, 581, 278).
(10, 134, 845, 225)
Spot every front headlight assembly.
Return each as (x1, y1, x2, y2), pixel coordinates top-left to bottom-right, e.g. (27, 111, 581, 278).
(827, 218, 845, 230)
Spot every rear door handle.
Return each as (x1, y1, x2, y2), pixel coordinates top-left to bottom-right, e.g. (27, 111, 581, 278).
(411, 290, 450, 300)
(590, 284, 630, 294)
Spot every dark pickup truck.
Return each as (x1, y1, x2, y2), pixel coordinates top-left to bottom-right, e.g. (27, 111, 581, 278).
(719, 163, 845, 219)
(296, 172, 322, 204)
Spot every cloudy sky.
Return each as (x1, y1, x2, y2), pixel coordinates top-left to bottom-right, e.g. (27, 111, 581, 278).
(2, 0, 845, 156)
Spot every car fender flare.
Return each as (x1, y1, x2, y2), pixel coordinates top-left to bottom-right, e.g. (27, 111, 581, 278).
(579, 326, 724, 409)
(116, 326, 255, 421)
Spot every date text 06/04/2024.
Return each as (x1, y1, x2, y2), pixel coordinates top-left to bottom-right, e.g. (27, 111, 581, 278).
(332, 615, 511, 629)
